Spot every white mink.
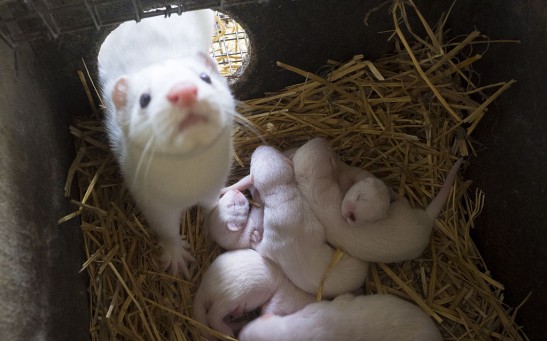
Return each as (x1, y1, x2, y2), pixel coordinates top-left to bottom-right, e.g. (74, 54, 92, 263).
(210, 163, 389, 244)
(332, 156, 396, 225)
(292, 137, 462, 263)
(207, 187, 264, 250)
(97, 10, 236, 278)
(221, 145, 369, 298)
(341, 175, 392, 225)
(238, 293, 442, 341)
(192, 249, 315, 341)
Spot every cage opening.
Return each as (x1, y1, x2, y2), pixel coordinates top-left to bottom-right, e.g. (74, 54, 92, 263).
(211, 11, 249, 77)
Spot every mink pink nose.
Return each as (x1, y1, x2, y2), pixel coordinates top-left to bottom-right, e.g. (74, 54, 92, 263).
(166, 83, 198, 107)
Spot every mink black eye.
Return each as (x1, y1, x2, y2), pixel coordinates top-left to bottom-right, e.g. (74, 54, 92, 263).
(199, 72, 212, 84)
(140, 93, 151, 109)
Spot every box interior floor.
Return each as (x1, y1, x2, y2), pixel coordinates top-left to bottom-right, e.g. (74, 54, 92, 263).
(0, 0, 545, 339)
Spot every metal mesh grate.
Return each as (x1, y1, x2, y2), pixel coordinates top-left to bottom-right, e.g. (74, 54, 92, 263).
(0, 0, 257, 47)
(211, 11, 249, 76)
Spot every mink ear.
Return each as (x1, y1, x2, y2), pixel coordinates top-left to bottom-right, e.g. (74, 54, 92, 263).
(112, 77, 128, 112)
(196, 51, 220, 75)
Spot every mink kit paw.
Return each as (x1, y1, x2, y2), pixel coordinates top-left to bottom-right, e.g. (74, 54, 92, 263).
(207, 187, 264, 250)
(250, 229, 263, 248)
(221, 189, 250, 231)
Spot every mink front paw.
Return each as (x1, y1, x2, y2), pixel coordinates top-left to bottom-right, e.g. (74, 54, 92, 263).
(221, 190, 250, 231)
(250, 229, 263, 248)
(159, 238, 196, 279)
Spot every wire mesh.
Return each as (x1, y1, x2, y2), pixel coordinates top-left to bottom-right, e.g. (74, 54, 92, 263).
(0, 0, 257, 47)
(0, 1, 250, 76)
(211, 11, 249, 76)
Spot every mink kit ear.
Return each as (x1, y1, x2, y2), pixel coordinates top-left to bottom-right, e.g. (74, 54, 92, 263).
(196, 51, 220, 75)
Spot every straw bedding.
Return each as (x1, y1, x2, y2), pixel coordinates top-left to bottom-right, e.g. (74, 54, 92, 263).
(60, 1, 528, 340)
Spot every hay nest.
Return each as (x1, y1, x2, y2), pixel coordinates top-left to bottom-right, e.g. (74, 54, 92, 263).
(61, 1, 528, 340)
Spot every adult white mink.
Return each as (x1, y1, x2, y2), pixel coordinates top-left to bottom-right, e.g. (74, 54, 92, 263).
(97, 10, 236, 278)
